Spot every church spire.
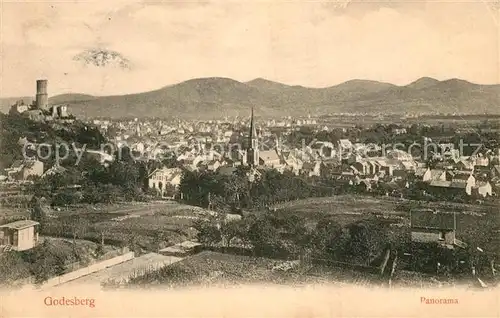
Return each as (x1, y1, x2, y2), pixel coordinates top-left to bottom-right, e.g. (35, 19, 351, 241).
(249, 106, 256, 144)
(247, 106, 259, 167)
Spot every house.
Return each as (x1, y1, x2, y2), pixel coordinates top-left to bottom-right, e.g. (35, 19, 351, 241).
(0, 220, 40, 251)
(454, 159, 474, 171)
(283, 154, 303, 174)
(428, 169, 446, 182)
(148, 167, 183, 198)
(375, 159, 394, 176)
(386, 149, 413, 162)
(352, 161, 369, 175)
(410, 211, 466, 249)
(301, 161, 322, 177)
(259, 150, 282, 168)
(428, 173, 476, 196)
(9, 101, 29, 115)
(246, 168, 262, 183)
(356, 179, 372, 192)
(392, 165, 409, 180)
(450, 172, 476, 196)
(471, 182, 493, 198)
(338, 139, 353, 152)
(400, 160, 416, 172)
(491, 165, 500, 179)
(415, 167, 432, 182)
(206, 159, 221, 171)
(5, 160, 44, 181)
(85, 150, 114, 165)
(198, 159, 221, 172)
(42, 164, 67, 178)
(366, 160, 381, 175)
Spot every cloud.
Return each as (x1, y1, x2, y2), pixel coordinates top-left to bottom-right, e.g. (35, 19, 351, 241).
(1, 0, 498, 97)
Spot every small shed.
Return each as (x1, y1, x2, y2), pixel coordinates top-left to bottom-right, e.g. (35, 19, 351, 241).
(410, 211, 466, 249)
(0, 220, 40, 251)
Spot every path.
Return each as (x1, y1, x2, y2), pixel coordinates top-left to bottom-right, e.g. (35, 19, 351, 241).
(57, 252, 183, 287)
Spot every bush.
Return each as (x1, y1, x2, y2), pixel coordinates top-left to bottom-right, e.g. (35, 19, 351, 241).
(0, 252, 31, 285)
(345, 219, 388, 265)
(21, 240, 68, 284)
(51, 191, 82, 206)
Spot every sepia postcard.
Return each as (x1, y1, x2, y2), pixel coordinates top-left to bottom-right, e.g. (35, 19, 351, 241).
(0, 0, 499, 317)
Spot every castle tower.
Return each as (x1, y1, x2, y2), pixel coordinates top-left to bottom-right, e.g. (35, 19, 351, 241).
(35, 79, 49, 110)
(247, 107, 259, 167)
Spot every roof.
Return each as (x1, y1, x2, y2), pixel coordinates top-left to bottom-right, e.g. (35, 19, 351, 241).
(375, 159, 389, 167)
(474, 181, 491, 188)
(456, 160, 473, 168)
(9, 160, 24, 170)
(401, 161, 415, 169)
(0, 220, 40, 230)
(178, 241, 203, 249)
(411, 211, 455, 230)
(492, 165, 500, 174)
(339, 139, 352, 148)
(259, 150, 280, 163)
(367, 160, 381, 167)
(43, 165, 67, 176)
(449, 181, 467, 189)
(452, 172, 472, 181)
(218, 166, 237, 176)
(149, 167, 182, 178)
(415, 167, 429, 177)
(429, 180, 452, 187)
(429, 169, 445, 180)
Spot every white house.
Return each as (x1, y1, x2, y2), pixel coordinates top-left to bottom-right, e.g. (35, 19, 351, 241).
(148, 167, 183, 198)
(472, 182, 493, 198)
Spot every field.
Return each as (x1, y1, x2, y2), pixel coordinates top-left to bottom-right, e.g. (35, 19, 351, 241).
(6, 194, 498, 258)
(127, 251, 449, 289)
(272, 195, 500, 255)
(128, 251, 362, 287)
(42, 201, 211, 251)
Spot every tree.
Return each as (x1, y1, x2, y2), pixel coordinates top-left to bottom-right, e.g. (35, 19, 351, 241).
(0, 252, 31, 285)
(219, 219, 248, 248)
(30, 196, 46, 232)
(152, 231, 165, 252)
(23, 240, 67, 285)
(346, 219, 388, 265)
(247, 217, 285, 257)
(51, 191, 81, 206)
(193, 218, 222, 246)
(310, 217, 343, 259)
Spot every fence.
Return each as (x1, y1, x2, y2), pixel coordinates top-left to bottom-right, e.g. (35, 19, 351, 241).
(37, 251, 135, 289)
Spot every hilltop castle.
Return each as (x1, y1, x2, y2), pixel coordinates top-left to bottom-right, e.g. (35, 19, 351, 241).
(9, 79, 71, 122)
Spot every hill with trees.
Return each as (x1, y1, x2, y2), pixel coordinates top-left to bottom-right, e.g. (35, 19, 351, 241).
(3, 77, 499, 119)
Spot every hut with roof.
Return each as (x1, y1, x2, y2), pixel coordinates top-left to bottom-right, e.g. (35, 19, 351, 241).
(410, 210, 467, 249)
(0, 220, 40, 252)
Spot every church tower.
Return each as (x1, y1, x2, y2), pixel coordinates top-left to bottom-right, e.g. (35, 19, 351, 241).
(247, 107, 259, 167)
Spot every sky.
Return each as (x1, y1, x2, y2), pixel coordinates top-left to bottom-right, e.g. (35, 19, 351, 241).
(1, 0, 499, 97)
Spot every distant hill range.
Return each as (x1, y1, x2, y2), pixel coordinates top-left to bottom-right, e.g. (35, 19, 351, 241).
(1, 77, 499, 119)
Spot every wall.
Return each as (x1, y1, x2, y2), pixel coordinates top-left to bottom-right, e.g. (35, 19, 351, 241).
(16, 227, 35, 251)
(38, 252, 135, 289)
(411, 229, 454, 245)
(411, 230, 440, 243)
